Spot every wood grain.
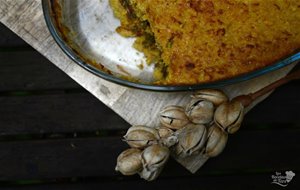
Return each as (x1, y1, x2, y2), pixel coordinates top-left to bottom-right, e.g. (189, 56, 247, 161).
(0, 130, 299, 180)
(0, 51, 80, 91)
(0, 88, 298, 135)
(0, 23, 29, 48)
(2, 174, 299, 190)
(0, 93, 129, 135)
(0, 0, 297, 172)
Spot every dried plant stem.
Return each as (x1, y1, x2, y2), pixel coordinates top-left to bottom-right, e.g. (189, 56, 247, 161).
(233, 69, 300, 107)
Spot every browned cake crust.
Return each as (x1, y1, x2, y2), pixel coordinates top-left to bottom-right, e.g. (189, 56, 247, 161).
(110, 0, 300, 85)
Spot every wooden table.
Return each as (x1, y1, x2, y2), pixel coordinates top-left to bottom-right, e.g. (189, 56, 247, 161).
(0, 1, 299, 189)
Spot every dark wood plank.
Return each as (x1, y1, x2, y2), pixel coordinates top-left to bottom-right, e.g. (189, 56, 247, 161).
(1, 81, 299, 135)
(2, 173, 299, 190)
(0, 93, 130, 134)
(0, 51, 80, 91)
(0, 23, 30, 48)
(0, 130, 299, 180)
(245, 80, 300, 124)
(0, 137, 127, 181)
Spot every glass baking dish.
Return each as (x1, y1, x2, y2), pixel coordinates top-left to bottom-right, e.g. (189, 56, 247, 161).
(42, 0, 300, 91)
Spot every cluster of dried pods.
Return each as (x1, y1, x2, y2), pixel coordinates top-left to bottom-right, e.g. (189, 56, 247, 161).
(116, 89, 245, 181)
(115, 69, 300, 181)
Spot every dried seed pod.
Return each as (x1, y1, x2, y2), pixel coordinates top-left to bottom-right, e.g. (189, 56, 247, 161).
(175, 123, 207, 157)
(115, 148, 142, 175)
(214, 100, 245, 134)
(159, 105, 189, 130)
(155, 126, 178, 147)
(192, 89, 229, 106)
(205, 125, 228, 157)
(185, 99, 214, 124)
(124, 125, 160, 148)
(156, 126, 174, 138)
(139, 144, 170, 181)
(160, 135, 178, 148)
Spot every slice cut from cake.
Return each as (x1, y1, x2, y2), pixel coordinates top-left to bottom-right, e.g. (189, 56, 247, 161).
(110, 0, 300, 85)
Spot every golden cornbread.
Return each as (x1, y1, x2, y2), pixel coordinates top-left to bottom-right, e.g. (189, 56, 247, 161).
(110, 0, 300, 85)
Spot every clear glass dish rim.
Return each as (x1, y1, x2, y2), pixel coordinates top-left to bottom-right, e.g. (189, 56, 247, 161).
(42, 0, 300, 92)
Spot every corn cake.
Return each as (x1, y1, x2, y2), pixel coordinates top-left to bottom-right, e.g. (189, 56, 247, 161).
(110, 0, 300, 85)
